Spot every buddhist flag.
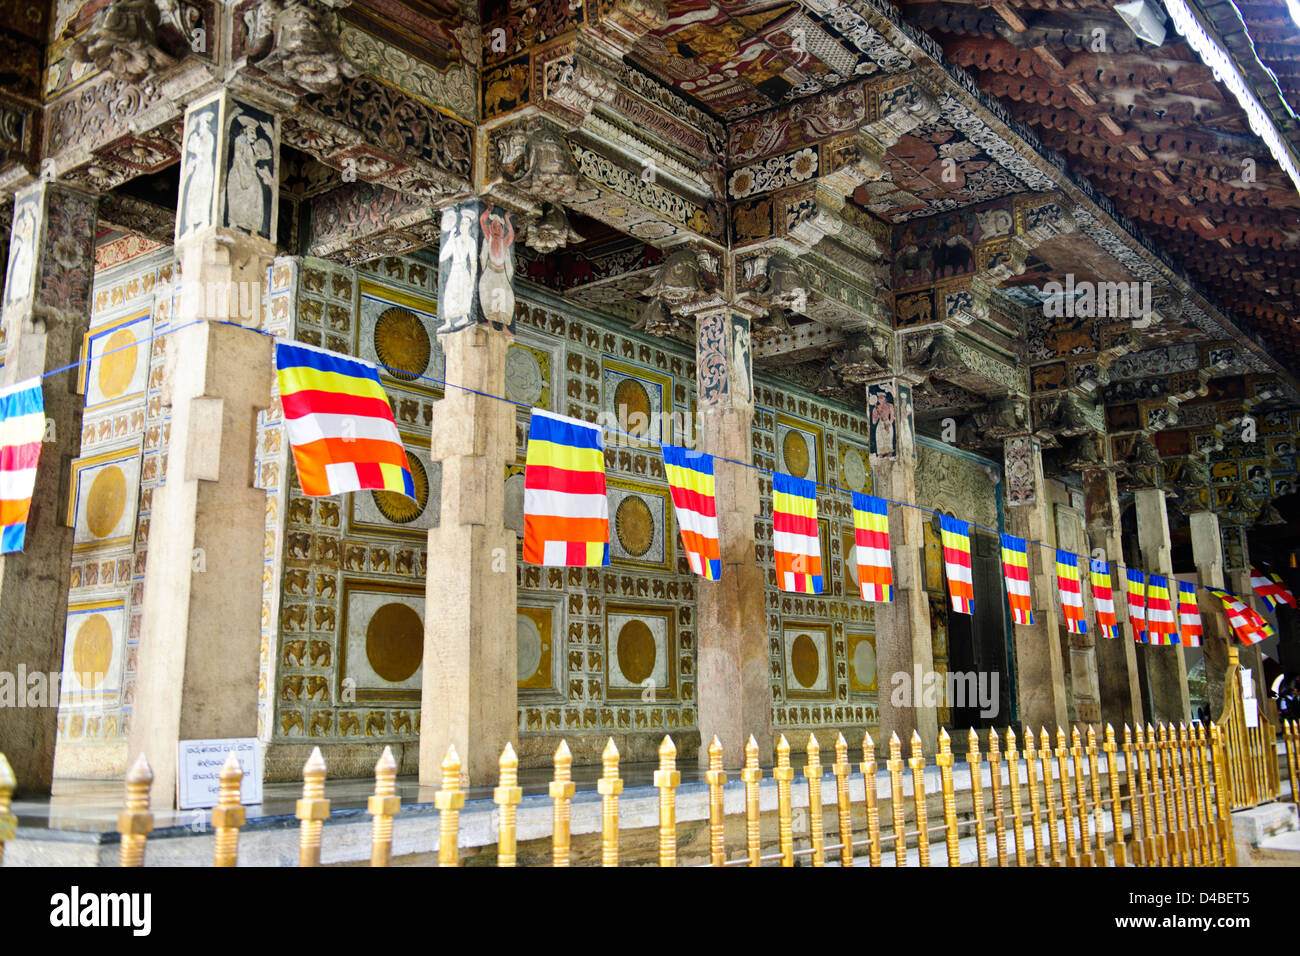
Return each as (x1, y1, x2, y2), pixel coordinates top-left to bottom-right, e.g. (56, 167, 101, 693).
(939, 514, 973, 615)
(662, 444, 720, 581)
(276, 340, 415, 499)
(523, 409, 609, 567)
(1000, 534, 1033, 625)
(1145, 574, 1178, 645)
(1177, 581, 1203, 647)
(1250, 566, 1285, 610)
(1126, 569, 1148, 643)
(1269, 571, 1297, 609)
(1056, 550, 1086, 635)
(851, 492, 892, 602)
(1206, 587, 1270, 645)
(0, 378, 44, 554)
(1090, 559, 1119, 639)
(773, 472, 822, 593)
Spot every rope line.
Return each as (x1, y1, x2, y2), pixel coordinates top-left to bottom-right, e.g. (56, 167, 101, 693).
(8, 315, 1277, 627)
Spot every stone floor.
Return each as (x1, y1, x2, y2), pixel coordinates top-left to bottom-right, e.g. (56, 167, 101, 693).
(10, 760, 713, 834)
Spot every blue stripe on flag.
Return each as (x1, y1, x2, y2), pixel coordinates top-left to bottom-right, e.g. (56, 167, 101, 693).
(276, 341, 378, 380)
(773, 472, 815, 500)
(529, 411, 602, 451)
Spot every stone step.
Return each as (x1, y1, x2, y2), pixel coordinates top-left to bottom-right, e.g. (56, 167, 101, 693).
(1232, 801, 1298, 848)
(1249, 830, 1300, 867)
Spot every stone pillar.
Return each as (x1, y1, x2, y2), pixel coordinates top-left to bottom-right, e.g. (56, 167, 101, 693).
(421, 198, 519, 786)
(1003, 436, 1068, 732)
(1082, 466, 1143, 727)
(1189, 511, 1232, 717)
(1133, 488, 1190, 724)
(0, 182, 97, 794)
(1048, 479, 1101, 726)
(130, 91, 279, 804)
(695, 306, 771, 769)
(867, 378, 937, 755)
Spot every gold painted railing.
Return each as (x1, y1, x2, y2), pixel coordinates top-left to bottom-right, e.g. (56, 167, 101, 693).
(5, 718, 1296, 867)
(1215, 649, 1281, 810)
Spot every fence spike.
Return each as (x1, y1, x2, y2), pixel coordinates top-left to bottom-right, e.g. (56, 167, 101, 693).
(1084, 726, 1105, 867)
(550, 740, 575, 867)
(0, 753, 13, 867)
(966, 729, 988, 867)
(1006, 727, 1027, 867)
(804, 733, 825, 867)
(1284, 720, 1298, 815)
(742, 735, 762, 867)
(495, 742, 522, 868)
(434, 745, 464, 867)
(368, 746, 399, 867)
(654, 736, 680, 868)
(775, 734, 795, 867)
(985, 729, 1005, 867)
(937, 729, 960, 868)
(887, 732, 907, 867)
(1055, 727, 1077, 866)
(212, 751, 246, 868)
(117, 754, 154, 868)
(833, 733, 854, 868)
(861, 731, 881, 868)
(705, 736, 725, 867)
(1102, 725, 1126, 867)
(295, 747, 328, 868)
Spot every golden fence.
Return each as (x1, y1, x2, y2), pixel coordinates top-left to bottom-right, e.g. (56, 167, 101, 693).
(4, 718, 1297, 867)
(1215, 650, 1282, 810)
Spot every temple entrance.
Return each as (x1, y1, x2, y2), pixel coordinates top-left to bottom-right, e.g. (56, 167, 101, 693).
(947, 529, 1012, 731)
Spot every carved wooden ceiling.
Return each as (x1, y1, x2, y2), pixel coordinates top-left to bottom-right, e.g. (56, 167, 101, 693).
(628, 0, 910, 118)
(893, 0, 1300, 371)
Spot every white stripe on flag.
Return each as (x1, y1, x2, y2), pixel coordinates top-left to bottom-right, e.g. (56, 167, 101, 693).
(855, 544, 890, 566)
(523, 488, 608, 520)
(673, 507, 717, 538)
(945, 564, 973, 586)
(0, 468, 39, 499)
(283, 411, 402, 446)
(773, 530, 819, 554)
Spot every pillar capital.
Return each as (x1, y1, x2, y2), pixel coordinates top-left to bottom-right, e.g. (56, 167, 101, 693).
(436, 198, 517, 336)
(175, 89, 281, 250)
(2, 181, 99, 332)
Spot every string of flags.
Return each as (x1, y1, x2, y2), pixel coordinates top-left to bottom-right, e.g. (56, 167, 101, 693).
(0, 328, 1292, 652)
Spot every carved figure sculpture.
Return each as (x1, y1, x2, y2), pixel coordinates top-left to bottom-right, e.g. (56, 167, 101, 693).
(70, 0, 173, 81)
(244, 0, 358, 95)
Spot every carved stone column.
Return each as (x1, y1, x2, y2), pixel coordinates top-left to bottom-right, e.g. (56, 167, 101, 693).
(420, 198, 518, 786)
(1133, 488, 1191, 724)
(1188, 511, 1233, 717)
(131, 91, 280, 804)
(1048, 478, 1101, 727)
(1003, 436, 1068, 733)
(694, 304, 772, 769)
(1082, 466, 1143, 727)
(867, 376, 937, 756)
(0, 182, 97, 794)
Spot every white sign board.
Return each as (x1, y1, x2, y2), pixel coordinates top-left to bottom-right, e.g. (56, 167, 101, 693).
(1240, 668, 1255, 699)
(1243, 697, 1259, 729)
(178, 738, 263, 810)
